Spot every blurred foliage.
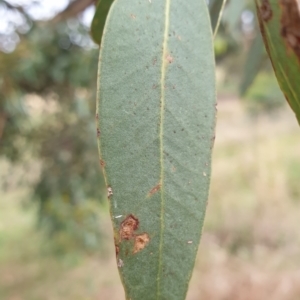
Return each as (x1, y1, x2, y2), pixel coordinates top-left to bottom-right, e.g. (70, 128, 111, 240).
(0, 1, 105, 251)
(286, 159, 300, 202)
(244, 72, 285, 115)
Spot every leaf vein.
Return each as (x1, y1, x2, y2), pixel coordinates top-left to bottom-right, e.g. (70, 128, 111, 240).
(157, 0, 171, 298)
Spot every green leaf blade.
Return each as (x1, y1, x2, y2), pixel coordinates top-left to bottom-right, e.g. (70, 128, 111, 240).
(90, 0, 114, 45)
(97, 1, 216, 299)
(255, 0, 300, 124)
(240, 33, 265, 96)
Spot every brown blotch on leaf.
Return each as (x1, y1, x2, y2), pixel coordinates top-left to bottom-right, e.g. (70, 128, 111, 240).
(280, 0, 300, 61)
(148, 183, 161, 197)
(133, 233, 150, 254)
(260, 0, 273, 22)
(100, 159, 106, 168)
(120, 214, 139, 240)
(115, 244, 120, 256)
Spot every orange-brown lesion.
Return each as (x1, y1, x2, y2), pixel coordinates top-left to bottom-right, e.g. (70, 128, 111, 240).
(117, 214, 150, 255)
(148, 183, 161, 197)
(133, 233, 150, 254)
(119, 214, 139, 240)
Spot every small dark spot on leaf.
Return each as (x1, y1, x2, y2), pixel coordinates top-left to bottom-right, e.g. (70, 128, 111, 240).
(115, 244, 119, 256)
(97, 128, 101, 137)
(100, 159, 106, 168)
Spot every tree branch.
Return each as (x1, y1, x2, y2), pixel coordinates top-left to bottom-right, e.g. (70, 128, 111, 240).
(51, 0, 97, 23)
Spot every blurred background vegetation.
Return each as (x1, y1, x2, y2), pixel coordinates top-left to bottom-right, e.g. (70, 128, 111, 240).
(0, 0, 299, 299)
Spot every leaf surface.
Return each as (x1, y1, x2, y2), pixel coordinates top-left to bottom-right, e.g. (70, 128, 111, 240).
(97, 1, 216, 299)
(255, 0, 300, 124)
(90, 0, 114, 45)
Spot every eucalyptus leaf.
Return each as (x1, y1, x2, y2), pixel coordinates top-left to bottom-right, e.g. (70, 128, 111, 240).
(255, 0, 300, 124)
(240, 33, 265, 96)
(223, 0, 246, 38)
(97, 0, 216, 299)
(90, 0, 114, 45)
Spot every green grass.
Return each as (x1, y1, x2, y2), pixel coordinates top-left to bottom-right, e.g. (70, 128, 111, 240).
(1, 96, 300, 300)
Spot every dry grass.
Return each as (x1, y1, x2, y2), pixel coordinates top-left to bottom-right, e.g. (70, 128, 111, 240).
(1, 96, 300, 300)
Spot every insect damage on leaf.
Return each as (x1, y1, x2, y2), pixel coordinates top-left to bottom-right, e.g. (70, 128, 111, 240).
(280, 0, 300, 61)
(259, 0, 273, 22)
(118, 215, 150, 254)
(107, 186, 113, 198)
(133, 233, 150, 254)
(120, 214, 139, 240)
(117, 258, 124, 268)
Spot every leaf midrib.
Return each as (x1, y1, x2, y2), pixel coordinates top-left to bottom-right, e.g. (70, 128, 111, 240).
(157, 0, 171, 298)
